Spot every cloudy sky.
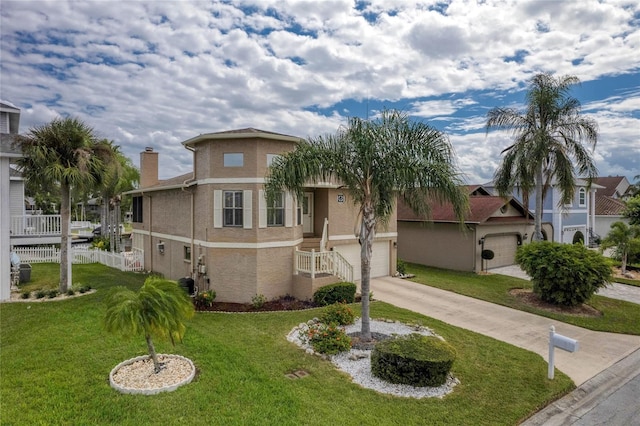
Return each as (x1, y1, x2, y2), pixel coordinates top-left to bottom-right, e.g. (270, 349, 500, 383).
(1, 0, 638, 183)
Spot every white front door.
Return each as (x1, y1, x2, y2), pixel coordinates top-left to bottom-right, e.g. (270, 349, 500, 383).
(303, 192, 314, 234)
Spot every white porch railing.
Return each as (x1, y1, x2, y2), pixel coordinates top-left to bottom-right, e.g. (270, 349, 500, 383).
(13, 245, 144, 272)
(10, 215, 61, 236)
(295, 248, 353, 283)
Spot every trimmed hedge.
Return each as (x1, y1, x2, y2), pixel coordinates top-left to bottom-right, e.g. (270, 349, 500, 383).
(516, 241, 612, 307)
(371, 334, 456, 387)
(313, 282, 356, 306)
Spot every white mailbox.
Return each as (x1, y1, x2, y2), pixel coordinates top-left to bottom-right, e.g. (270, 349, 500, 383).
(552, 333, 579, 353)
(548, 325, 579, 379)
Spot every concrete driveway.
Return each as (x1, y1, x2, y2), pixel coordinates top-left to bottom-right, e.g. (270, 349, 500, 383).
(370, 276, 640, 386)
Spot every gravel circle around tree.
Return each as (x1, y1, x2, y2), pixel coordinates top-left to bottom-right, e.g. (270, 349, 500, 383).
(287, 318, 459, 398)
(109, 354, 196, 395)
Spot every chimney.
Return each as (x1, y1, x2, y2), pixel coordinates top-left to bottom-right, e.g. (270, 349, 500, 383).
(140, 147, 159, 188)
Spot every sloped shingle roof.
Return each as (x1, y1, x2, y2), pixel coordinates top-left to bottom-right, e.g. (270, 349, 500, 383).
(595, 196, 626, 215)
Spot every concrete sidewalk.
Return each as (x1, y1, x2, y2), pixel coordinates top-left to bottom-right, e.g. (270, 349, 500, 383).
(370, 276, 640, 386)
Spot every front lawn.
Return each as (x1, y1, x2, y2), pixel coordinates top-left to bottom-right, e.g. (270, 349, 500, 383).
(0, 264, 573, 425)
(407, 263, 640, 335)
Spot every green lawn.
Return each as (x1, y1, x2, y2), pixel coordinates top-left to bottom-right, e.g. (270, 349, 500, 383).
(1, 264, 573, 425)
(406, 263, 640, 335)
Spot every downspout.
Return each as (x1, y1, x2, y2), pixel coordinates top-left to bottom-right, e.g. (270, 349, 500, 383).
(183, 144, 197, 280)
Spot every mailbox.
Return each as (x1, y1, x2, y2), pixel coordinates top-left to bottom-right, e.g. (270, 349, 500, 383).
(552, 333, 579, 353)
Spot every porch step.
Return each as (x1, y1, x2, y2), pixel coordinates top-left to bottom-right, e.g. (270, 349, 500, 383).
(300, 237, 321, 252)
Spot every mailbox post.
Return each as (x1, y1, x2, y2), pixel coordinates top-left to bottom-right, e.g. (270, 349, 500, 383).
(548, 325, 579, 379)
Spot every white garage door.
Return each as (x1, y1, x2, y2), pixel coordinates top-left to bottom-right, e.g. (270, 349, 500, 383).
(483, 235, 518, 268)
(334, 241, 390, 281)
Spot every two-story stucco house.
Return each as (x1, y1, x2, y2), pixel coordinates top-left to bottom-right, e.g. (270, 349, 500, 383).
(484, 179, 602, 245)
(127, 128, 396, 303)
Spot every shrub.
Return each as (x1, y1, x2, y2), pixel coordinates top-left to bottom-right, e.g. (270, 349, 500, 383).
(251, 294, 267, 309)
(300, 322, 351, 355)
(320, 302, 356, 326)
(194, 290, 216, 309)
(313, 282, 356, 306)
(516, 241, 612, 307)
(371, 334, 456, 387)
(66, 289, 75, 296)
(78, 285, 92, 294)
(20, 291, 30, 299)
(47, 289, 59, 299)
(35, 290, 47, 299)
(397, 259, 407, 275)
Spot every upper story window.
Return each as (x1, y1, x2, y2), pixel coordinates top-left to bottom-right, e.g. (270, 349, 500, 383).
(267, 154, 281, 167)
(184, 246, 191, 262)
(223, 153, 244, 167)
(579, 188, 586, 207)
(267, 192, 284, 226)
(223, 190, 244, 227)
(132, 196, 143, 223)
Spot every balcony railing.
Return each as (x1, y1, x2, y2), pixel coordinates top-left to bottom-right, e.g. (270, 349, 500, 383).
(10, 215, 61, 237)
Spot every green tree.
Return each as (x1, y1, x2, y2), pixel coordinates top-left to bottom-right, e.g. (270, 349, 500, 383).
(486, 73, 598, 241)
(600, 221, 640, 274)
(98, 142, 139, 252)
(265, 109, 468, 340)
(104, 277, 195, 373)
(623, 195, 640, 226)
(17, 117, 115, 292)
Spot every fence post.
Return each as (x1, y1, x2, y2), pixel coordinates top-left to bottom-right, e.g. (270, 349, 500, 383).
(311, 249, 315, 279)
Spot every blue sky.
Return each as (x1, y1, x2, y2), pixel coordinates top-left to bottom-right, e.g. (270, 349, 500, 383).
(1, 0, 638, 183)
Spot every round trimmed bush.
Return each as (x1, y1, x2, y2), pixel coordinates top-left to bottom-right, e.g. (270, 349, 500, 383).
(371, 334, 456, 387)
(313, 282, 356, 306)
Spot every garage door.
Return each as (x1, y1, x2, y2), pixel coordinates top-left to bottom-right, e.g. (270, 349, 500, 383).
(334, 241, 390, 281)
(483, 235, 518, 268)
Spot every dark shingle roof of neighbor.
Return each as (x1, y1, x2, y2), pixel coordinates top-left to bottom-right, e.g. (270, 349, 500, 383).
(398, 195, 531, 224)
(592, 176, 627, 197)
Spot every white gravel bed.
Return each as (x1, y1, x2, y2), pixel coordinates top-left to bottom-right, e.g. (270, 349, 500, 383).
(287, 318, 459, 399)
(110, 354, 194, 392)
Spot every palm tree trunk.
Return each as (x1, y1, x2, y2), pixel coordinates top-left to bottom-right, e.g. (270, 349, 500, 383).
(533, 166, 544, 241)
(59, 184, 72, 293)
(146, 334, 162, 373)
(621, 252, 627, 275)
(359, 203, 375, 341)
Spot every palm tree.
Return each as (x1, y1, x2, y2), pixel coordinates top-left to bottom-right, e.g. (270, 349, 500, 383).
(600, 221, 640, 274)
(17, 117, 116, 293)
(104, 276, 195, 373)
(265, 109, 468, 340)
(486, 73, 599, 241)
(98, 142, 140, 252)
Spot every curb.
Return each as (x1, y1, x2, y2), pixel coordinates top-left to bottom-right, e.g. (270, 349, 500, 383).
(521, 348, 640, 425)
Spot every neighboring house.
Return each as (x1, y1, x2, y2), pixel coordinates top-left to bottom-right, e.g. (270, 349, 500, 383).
(592, 176, 632, 239)
(397, 186, 547, 273)
(1, 100, 62, 301)
(127, 128, 397, 303)
(484, 179, 601, 245)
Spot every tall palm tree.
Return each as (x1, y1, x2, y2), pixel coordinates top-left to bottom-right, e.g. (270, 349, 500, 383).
(265, 109, 468, 340)
(486, 73, 599, 241)
(99, 142, 139, 252)
(104, 277, 195, 373)
(600, 221, 640, 274)
(17, 117, 115, 292)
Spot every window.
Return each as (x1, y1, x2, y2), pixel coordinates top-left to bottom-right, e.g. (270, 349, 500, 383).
(267, 154, 281, 167)
(297, 199, 303, 225)
(184, 246, 191, 261)
(579, 188, 586, 207)
(132, 196, 143, 223)
(224, 191, 243, 226)
(223, 153, 243, 167)
(267, 192, 284, 226)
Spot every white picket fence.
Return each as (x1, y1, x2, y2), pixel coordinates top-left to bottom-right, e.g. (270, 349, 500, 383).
(14, 245, 144, 272)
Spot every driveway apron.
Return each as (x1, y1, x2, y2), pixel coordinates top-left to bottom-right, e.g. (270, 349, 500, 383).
(370, 276, 640, 386)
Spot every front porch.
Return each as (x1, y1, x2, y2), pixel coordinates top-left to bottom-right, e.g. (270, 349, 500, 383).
(292, 247, 354, 300)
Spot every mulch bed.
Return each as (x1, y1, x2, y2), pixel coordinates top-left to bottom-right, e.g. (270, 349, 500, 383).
(196, 297, 319, 312)
(509, 288, 602, 317)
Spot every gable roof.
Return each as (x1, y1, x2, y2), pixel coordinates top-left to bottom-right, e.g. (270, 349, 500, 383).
(398, 195, 532, 224)
(592, 176, 630, 198)
(182, 128, 302, 146)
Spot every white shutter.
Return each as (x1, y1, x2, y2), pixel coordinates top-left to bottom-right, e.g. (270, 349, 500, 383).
(243, 190, 252, 229)
(258, 190, 267, 228)
(285, 192, 293, 227)
(213, 190, 222, 228)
